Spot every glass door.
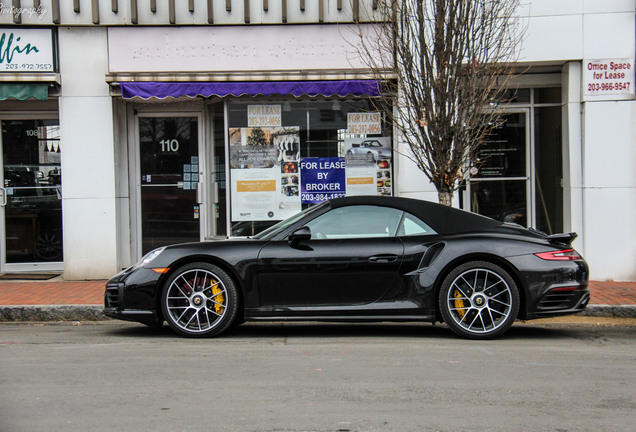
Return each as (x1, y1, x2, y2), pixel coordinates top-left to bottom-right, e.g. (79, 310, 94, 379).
(467, 110, 531, 226)
(1, 119, 63, 271)
(138, 115, 202, 255)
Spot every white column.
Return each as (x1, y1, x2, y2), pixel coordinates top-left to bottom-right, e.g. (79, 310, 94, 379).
(58, 27, 117, 280)
(561, 62, 584, 251)
(581, 99, 636, 281)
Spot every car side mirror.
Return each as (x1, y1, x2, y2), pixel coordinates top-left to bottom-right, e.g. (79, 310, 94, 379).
(288, 226, 311, 247)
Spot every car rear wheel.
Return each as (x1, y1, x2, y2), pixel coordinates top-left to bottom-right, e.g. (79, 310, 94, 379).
(439, 261, 519, 339)
(161, 262, 238, 337)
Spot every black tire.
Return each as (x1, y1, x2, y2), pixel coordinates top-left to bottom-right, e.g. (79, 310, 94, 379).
(161, 262, 238, 338)
(439, 261, 519, 340)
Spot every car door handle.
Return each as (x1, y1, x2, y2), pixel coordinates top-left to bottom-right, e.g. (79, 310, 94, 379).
(369, 254, 398, 263)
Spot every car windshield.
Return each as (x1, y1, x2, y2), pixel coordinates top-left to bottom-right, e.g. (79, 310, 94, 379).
(252, 202, 328, 240)
(364, 141, 382, 147)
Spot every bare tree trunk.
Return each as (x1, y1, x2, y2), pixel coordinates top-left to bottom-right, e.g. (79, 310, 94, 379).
(438, 189, 453, 207)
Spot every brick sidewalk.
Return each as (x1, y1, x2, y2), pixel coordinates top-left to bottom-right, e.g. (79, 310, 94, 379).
(0, 281, 105, 305)
(0, 279, 634, 306)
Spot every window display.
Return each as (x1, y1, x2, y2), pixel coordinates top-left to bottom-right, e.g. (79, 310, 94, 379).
(227, 99, 392, 236)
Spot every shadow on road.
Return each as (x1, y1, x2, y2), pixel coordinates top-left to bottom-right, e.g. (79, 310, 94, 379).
(101, 319, 609, 341)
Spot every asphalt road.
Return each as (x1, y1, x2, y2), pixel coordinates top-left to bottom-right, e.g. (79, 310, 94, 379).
(1, 319, 635, 432)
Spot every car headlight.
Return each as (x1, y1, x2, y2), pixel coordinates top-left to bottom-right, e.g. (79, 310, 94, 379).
(133, 247, 166, 269)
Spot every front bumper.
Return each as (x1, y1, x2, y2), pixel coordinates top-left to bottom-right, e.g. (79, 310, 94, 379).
(103, 267, 164, 326)
(103, 306, 162, 326)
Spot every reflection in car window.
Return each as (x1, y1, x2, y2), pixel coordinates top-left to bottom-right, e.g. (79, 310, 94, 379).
(305, 205, 403, 239)
(253, 202, 326, 240)
(399, 212, 436, 236)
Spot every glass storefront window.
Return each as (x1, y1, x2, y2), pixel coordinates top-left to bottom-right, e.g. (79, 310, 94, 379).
(472, 112, 527, 179)
(468, 111, 529, 227)
(2, 119, 63, 263)
(466, 86, 564, 233)
(227, 99, 392, 236)
(470, 179, 527, 226)
(534, 87, 561, 104)
(534, 105, 563, 234)
(138, 116, 200, 254)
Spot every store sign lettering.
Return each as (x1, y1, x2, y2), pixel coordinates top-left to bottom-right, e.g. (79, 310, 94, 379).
(347, 112, 381, 134)
(0, 32, 39, 63)
(583, 58, 635, 101)
(0, 28, 54, 72)
(248, 105, 281, 127)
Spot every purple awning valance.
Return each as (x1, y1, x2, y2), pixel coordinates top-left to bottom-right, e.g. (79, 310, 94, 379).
(120, 80, 381, 100)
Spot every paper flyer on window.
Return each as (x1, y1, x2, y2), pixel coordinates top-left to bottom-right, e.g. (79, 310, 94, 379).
(344, 137, 392, 196)
(229, 127, 301, 221)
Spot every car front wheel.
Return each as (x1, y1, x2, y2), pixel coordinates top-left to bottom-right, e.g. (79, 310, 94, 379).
(161, 263, 238, 337)
(439, 261, 519, 339)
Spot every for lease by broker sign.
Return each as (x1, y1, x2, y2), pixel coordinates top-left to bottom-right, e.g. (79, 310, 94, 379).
(583, 58, 635, 101)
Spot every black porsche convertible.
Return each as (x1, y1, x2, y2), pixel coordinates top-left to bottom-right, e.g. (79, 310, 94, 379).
(104, 196, 589, 339)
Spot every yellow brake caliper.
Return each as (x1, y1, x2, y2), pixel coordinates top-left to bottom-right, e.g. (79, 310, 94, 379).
(211, 280, 225, 314)
(453, 289, 466, 320)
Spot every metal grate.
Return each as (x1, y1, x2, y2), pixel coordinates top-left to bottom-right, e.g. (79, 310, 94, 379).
(104, 283, 121, 308)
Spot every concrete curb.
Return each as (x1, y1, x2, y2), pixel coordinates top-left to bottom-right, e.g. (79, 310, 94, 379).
(579, 305, 636, 319)
(0, 305, 109, 322)
(0, 304, 635, 322)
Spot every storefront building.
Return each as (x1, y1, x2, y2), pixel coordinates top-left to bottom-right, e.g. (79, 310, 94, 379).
(0, 1, 634, 281)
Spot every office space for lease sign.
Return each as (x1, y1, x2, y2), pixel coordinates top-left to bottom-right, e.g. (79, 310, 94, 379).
(583, 58, 635, 101)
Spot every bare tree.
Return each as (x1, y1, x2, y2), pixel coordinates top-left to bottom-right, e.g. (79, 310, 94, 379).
(356, 0, 523, 205)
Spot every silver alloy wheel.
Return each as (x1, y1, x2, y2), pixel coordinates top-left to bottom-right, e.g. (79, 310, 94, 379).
(164, 268, 228, 334)
(445, 268, 514, 334)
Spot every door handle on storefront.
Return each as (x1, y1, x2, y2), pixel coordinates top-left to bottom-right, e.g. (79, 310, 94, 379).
(0, 187, 6, 206)
(211, 182, 219, 204)
(196, 182, 202, 204)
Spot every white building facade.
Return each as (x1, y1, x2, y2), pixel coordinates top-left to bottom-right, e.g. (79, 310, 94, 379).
(0, 0, 634, 281)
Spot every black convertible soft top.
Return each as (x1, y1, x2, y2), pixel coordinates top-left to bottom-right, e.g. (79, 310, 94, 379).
(328, 195, 509, 236)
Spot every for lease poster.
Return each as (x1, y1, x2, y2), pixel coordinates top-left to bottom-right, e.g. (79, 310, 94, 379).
(229, 127, 301, 221)
(300, 157, 346, 204)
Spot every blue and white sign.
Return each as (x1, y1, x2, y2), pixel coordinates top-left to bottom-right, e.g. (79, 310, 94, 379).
(300, 157, 346, 204)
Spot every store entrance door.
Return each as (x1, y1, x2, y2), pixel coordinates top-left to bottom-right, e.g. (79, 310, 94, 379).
(138, 115, 203, 255)
(0, 119, 63, 271)
(466, 110, 531, 226)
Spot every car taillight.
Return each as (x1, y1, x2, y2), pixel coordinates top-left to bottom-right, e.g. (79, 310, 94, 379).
(534, 249, 581, 261)
(549, 286, 579, 292)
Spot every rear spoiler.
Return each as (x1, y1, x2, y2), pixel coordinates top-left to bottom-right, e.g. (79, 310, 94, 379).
(547, 232, 577, 245)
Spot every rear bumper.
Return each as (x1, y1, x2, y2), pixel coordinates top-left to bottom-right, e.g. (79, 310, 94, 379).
(523, 287, 590, 319)
(507, 254, 589, 320)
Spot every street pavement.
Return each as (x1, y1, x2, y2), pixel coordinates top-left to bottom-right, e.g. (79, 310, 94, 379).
(1, 319, 635, 432)
(0, 276, 635, 321)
